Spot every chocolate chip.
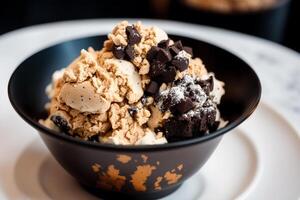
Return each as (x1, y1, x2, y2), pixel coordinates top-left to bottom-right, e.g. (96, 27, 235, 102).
(126, 26, 141, 45)
(112, 45, 126, 59)
(125, 45, 135, 61)
(169, 45, 181, 57)
(171, 57, 189, 72)
(158, 39, 171, 49)
(183, 46, 193, 57)
(156, 48, 172, 64)
(50, 115, 70, 134)
(173, 98, 195, 114)
(146, 46, 160, 62)
(146, 81, 159, 95)
(128, 107, 138, 117)
(173, 40, 183, 50)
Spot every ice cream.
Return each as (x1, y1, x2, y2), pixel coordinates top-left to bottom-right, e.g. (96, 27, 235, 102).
(40, 21, 225, 145)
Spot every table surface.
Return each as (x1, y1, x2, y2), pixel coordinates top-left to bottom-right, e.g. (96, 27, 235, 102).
(0, 19, 300, 199)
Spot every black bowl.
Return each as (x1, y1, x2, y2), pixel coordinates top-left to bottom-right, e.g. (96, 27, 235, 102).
(8, 34, 261, 199)
(170, 0, 291, 42)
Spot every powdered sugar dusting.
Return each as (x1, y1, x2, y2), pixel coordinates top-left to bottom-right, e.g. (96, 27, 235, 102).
(175, 50, 191, 60)
(157, 75, 208, 111)
(169, 86, 185, 103)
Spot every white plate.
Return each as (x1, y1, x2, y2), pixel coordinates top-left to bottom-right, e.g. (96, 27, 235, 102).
(1, 103, 299, 200)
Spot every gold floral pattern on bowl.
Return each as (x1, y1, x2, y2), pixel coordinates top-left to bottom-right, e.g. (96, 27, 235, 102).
(92, 154, 184, 192)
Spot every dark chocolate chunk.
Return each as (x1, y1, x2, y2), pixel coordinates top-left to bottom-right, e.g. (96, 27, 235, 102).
(159, 66, 176, 83)
(174, 98, 195, 114)
(197, 107, 217, 134)
(169, 45, 181, 57)
(209, 121, 220, 132)
(149, 60, 167, 80)
(164, 118, 193, 140)
(112, 45, 126, 59)
(156, 48, 172, 64)
(125, 45, 135, 61)
(173, 40, 183, 50)
(171, 57, 189, 72)
(197, 76, 214, 95)
(206, 108, 217, 124)
(157, 74, 219, 141)
(157, 95, 172, 113)
(158, 39, 171, 49)
(50, 115, 70, 133)
(183, 46, 193, 57)
(146, 46, 160, 62)
(128, 107, 138, 117)
(146, 81, 159, 95)
(126, 26, 141, 45)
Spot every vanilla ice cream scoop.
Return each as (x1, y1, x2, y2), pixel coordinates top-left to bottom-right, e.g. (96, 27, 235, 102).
(153, 26, 168, 44)
(106, 59, 143, 104)
(59, 81, 111, 113)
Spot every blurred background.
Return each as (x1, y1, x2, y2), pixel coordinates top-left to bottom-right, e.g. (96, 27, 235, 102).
(0, 0, 299, 52)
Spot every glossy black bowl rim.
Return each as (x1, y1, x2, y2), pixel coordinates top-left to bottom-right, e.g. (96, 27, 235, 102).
(8, 34, 261, 152)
